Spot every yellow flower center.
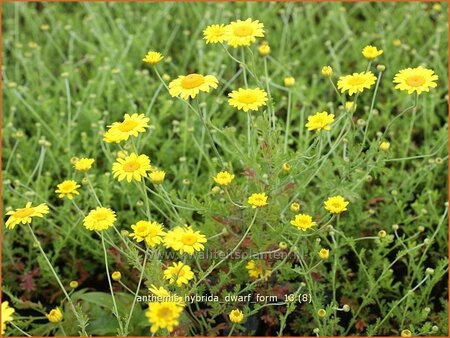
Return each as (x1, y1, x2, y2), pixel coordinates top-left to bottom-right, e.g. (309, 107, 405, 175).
(157, 306, 173, 318)
(60, 182, 75, 192)
(14, 207, 34, 218)
(181, 234, 197, 245)
(238, 93, 257, 104)
(332, 202, 341, 209)
(93, 211, 108, 221)
(181, 74, 205, 89)
(123, 160, 140, 172)
(234, 24, 253, 37)
(348, 76, 366, 86)
(118, 120, 138, 132)
(136, 224, 149, 235)
(406, 75, 426, 87)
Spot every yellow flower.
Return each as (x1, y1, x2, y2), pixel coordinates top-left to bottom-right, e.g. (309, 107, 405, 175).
(163, 226, 207, 255)
(247, 192, 268, 208)
(225, 18, 264, 48)
(321, 66, 333, 77)
(146, 301, 183, 333)
(284, 76, 295, 87)
(143, 51, 164, 65)
(1, 301, 14, 335)
(203, 24, 227, 44)
(103, 113, 150, 143)
(228, 87, 268, 112)
(246, 260, 271, 280)
(282, 163, 291, 172)
(46, 307, 63, 323)
(74, 157, 94, 171)
(129, 220, 166, 247)
(112, 153, 151, 182)
(290, 214, 316, 231)
(290, 202, 300, 212)
(378, 230, 387, 238)
(213, 171, 235, 186)
(69, 281, 79, 289)
(149, 285, 186, 307)
(338, 71, 376, 96)
(380, 141, 390, 151)
(5, 202, 49, 230)
(169, 73, 218, 100)
(305, 111, 335, 132)
(229, 309, 244, 323)
(111, 271, 121, 281)
(258, 43, 270, 56)
(362, 45, 383, 60)
(401, 329, 412, 337)
(83, 207, 116, 231)
(317, 308, 327, 317)
(393, 66, 438, 95)
(55, 180, 80, 200)
(324, 195, 349, 214)
(318, 248, 330, 260)
(149, 170, 166, 184)
(164, 262, 194, 287)
(345, 101, 356, 113)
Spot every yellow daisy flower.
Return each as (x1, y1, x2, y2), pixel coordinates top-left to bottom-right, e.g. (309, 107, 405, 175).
(247, 192, 268, 208)
(305, 111, 335, 132)
(324, 195, 349, 214)
(225, 18, 265, 48)
(83, 207, 116, 231)
(393, 66, 438, 95)
(163, 226, 207, 255)
(1, 301, 15, 335)
(213, 171, 235, 186)
(55, 180, 80, 200)
(246, 259, 271, 280)
(318, 248, 330, 260)
(168, 73, 218, 100)
(228, 88, 268, 112)
(129, 220, 166, 247)
(46, 307, 63, 323)
(149, 170, 166, 184)
(203, 24, 227, 44)
(5, 202, 49, 230)
(146, 301, 183, 333)
(164, 261, 194, 287)
(143, 51, 164, 65)
(112, 153, 151, 182)
(229, 309, 244, 323)
(149, 285, 186, 307)
(74, 158, 94, 172)
(290, 214, 316, 231)
(258, 43, 270, 56)
(362, 45, 383, 60)
(103, 113, 150, 143)
(337, 71, 377, 96)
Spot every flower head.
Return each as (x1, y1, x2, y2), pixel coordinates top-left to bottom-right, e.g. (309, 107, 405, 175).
(401, 330, 412, 337)
(103, 113, 150, 143)
(362, 45, 383, 60)
(69, 281, 79, 289)
(380, 141, 390, 151)
(228, 88, 268, 112)
(282, 163, 291, 172)
(248, 192, 268, 208)
(258, 43, 270, 56)
(305, 111, 335, 132)
(111, 271, 122, 281)
(393, 66, 438, 95)
(229, 309, 244, 323)
(337, 71, 377, 95)
(6, 202, 49, 230)
(213, 171, 235, 186)
(225, 18, 264, 48)
(129, 220, 166, 247)
(46, 307, 63, 323)
(203, 24, 227, 44)
(290, 202, 300, 212)
(246, 259, 271, 280)
(284, 76, 295, 87)
(169, 73, 218, 100)
(164, 262, 194, 286)
(324, 195, 349, 214)
(290, 214, 316, 231)
(149, 285, 185, 307)
(318, 248, 330, 260)
(1, 301, 15, 335)
(55, 180, 80, 200)
(112, 153, 151, 182)
(321, 66, 333, 77)
(149, 170, 166, 184)
(83, 207, 116, 231)
(163, 226, 207, 255)
(74, 158, 94, 171)
(143, 51, 164, 65)
(146, 301, 184, 333)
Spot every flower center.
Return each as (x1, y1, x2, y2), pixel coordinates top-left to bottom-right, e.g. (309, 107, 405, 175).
(157, 306, 173, 318)
(332, 203, 341, 209)
(118, 120, 138, 132)
(348, 76, 366, 86)
(234, 24, 253, 37)
(181, 74, 205, 89)
(60, 182, 75, 192)
(181, 234, 197, 245)
(136, 224, 149, 235)
(14, 207, 34, 218)
(93, 211, 108, 221)
(238, 93, 257, 104)
(406, 75, 425, 87)
(123, 160, 140, 172)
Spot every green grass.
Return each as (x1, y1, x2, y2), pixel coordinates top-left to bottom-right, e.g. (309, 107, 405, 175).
(2, 2, 448, 337)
